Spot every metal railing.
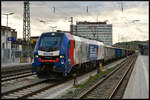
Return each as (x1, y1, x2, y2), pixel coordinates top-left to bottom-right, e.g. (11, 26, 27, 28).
(1, 48, 33, 65)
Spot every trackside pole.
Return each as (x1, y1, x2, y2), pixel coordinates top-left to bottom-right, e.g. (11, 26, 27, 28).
(19, 57, 21, 63)
(28, 56, 31, 63)
(73, 73, 78, 86)
(99, 63, 103, 72)
(97, 62, 103, 73)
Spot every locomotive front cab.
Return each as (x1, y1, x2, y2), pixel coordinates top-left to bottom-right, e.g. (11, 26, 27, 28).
(32, 32, 66, 78)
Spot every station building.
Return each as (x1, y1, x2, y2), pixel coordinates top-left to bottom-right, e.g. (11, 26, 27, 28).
(138, 41, 149, 55)
(1, 26, 23, 63)
(71, 21, 112, 46)
(1, 26, 17, 59)
(1, 26, 17, 49)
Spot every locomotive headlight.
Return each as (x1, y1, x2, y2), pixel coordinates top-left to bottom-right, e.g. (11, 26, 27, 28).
(35, 55, 38, 58)
(60, 55, 64, 58)
(52, 33, 55, 36)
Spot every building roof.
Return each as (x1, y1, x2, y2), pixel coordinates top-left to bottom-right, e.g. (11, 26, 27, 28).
(77, 21, 107, 24)
(138, 42, 149, 47)
(1, 26, 17, 32)
(56, 30, 70, 33)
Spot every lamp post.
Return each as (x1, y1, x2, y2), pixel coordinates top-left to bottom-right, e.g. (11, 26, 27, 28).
(3, 12, 14, 49)
(2, 12, 14, 63)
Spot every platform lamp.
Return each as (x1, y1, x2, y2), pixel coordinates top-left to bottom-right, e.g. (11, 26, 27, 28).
(3, 12, 14, 49)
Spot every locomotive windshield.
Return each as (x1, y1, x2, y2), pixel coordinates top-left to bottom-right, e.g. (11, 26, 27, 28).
(39, 33, 63, 52)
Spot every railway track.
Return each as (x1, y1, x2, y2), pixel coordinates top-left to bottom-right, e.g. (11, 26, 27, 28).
(1, 65, 33, 83)
(1, 63, 101, 99)
(1, 79, 61, 99)
(1, 64, 32, 76)
(1, 71, 34, 83)
(1, 55, 135, 99)
(109, 55, 137, 99)
(2, 69, 32, 78)
(72, 54, 137, 99)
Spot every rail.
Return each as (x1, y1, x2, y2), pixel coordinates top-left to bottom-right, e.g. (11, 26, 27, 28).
(72, 54, 137, 99)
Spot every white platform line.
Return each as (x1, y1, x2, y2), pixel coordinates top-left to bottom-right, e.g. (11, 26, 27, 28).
(140, 56, 149, 89)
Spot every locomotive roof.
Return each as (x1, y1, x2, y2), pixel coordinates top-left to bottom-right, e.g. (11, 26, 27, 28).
(42, 32, 65, 35)
(41, 32, 104, 46)
(65, 32, 104, 46)
(72, 35, 104, 46)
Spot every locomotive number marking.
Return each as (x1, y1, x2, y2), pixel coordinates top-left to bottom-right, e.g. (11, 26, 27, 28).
(44, 52, 51, 56)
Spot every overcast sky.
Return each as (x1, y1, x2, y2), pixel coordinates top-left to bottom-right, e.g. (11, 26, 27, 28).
(1, 1, 149, 44)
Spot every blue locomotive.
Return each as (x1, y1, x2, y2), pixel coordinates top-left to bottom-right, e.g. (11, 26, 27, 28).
(32, 32, 134, 78)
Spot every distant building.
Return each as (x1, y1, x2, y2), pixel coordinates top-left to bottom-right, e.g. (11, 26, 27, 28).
(138, 41, 149, 55)
(1, 26, 18, 59)
(72, 21, 112, 46)
(1, 26, 17, 49)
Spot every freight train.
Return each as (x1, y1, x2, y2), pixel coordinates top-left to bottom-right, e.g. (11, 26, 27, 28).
(32, 32, 135, 78)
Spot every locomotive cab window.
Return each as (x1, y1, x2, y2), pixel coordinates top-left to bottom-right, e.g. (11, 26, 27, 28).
(38, 33, 64, 52)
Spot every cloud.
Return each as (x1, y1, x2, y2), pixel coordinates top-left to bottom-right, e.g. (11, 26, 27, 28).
(1, 1, 149, 44)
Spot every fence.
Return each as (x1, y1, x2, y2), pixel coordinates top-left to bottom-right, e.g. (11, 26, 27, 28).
(1, 48, 33, 65)
(1, 48, 10, 64)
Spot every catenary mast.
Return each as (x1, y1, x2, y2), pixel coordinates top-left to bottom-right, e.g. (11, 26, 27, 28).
(23, 0, 31, 57)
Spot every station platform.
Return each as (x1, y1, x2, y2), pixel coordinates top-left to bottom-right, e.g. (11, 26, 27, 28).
(1, 63, 30, 68)
(1, 57, 32, 68)
(123, 54, 149, 99)
(1, 63, 32, 73)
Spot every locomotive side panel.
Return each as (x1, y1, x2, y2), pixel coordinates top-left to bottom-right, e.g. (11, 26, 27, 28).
(87, 44, 98, 61)
(80, 38, 89, 63)
(97, 42, 105, 60)
(73, 36, 81, 65)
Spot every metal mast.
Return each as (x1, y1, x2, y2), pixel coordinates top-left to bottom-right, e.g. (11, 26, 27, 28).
(70, 17, 73, 34)
(23, 0, 30, 43)
(23, 0, 31, 57)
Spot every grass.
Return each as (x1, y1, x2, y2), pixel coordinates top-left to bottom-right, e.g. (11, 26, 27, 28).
(73, 67, 115, 89)
(67, 90, 73, 94)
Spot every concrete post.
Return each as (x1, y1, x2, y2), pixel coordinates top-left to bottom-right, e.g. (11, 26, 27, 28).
(99, 63, 103, 72)
(19, 57, 21, 63)
(97, 62, 103, 73)
(73, 73, 78, 86)
(29, 56, 31, 63)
